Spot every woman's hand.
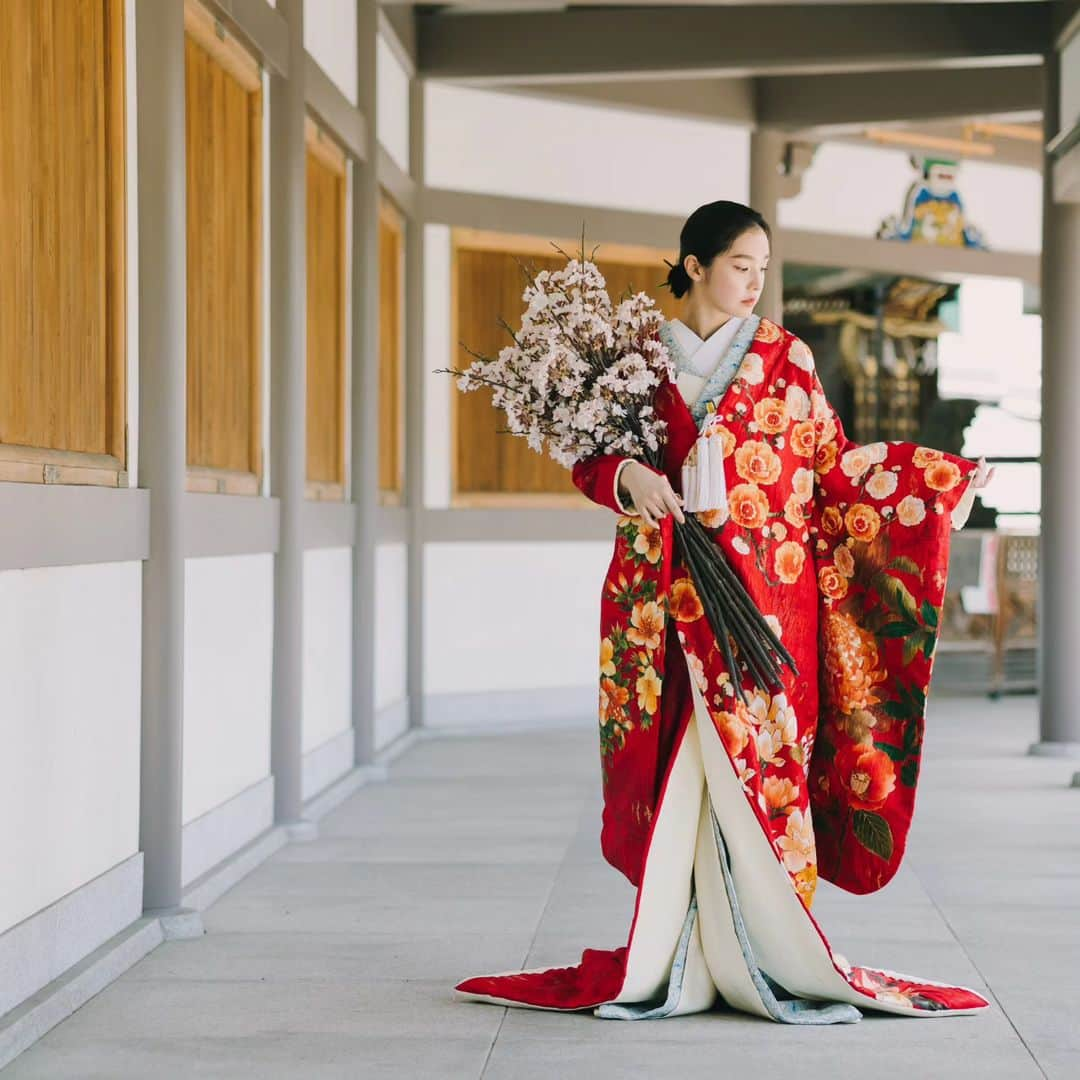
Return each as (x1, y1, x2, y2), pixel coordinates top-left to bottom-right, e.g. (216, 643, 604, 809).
(971, 456, 995, 490)
(620, 460, 686, 528)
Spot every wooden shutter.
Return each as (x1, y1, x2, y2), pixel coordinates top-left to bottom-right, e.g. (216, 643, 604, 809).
(305, 117, 347, 500)
(378, 192, 404, 502)
(0, 0, 127, 486)
(184, 0, 263, 495)
(450, 229, 681, 505)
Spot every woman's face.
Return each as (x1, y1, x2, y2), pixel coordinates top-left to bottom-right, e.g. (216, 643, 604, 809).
(684, 226, 770, 317)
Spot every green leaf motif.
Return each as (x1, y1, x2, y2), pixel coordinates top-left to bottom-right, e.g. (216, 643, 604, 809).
(880, 620, 919, 638)
(920, 599, 939, 628)
(873, 740, 906, 762)
(887, 556, 924, 579)
(852, 809, 894, 861)
(901, 759, 919, 787)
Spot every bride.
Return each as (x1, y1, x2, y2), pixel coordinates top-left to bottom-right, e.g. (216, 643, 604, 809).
(455, 200, 994, 1022)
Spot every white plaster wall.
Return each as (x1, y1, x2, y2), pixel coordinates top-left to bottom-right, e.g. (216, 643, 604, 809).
(375, 542, 408, 710)
(423, 541, 613, 695)
(377, 33, 410, 174)
(183, 554, 274, 825)
(779, 140, 1041, 253)
(0, 563, 142, 934)
(303, 0, 358, 105)
(423, 223, 453, 509)
(302, 546, 353, 752)
(424, 83, 750, 213)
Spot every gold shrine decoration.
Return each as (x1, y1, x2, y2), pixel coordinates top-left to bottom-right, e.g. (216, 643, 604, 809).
(0, 0, 128, 487)
(306, 118, 348, 500)
(184, 0, 264, 495)
(450, 227, 682, 506)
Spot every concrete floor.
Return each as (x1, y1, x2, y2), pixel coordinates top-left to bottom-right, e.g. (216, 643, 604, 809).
(4, 694, 1078, 1078)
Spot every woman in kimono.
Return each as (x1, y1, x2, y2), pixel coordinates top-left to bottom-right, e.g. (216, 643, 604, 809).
(455, 201, 994, 1022)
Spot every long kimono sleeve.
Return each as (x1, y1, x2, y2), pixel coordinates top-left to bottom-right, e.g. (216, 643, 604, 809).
(571, 454, 642, 516)
(802, 357, 979, 895)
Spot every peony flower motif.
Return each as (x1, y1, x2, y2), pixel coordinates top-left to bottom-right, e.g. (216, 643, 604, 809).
(833, 543, 856, 578)
(913, 446, 942, 468)
(774, 541, 806, 584)
(818, 564, 849, 600)
(794, 863, 818, 909)
(600, 677, 629, 723)
(669, 578, 704, 622)
(704, 422, 736, 458)
(627, 600, 664, 650)
(792, 467, 815, 503)
(823, 611, 887, 715)
(738, 353, 765, 384)
(763, 775, 800, 812)
(754, 397, 790, 434)
(754, 319, 783, 344)
(838, 707, 879, 746)
(732, 535, 752, 555)
(636, 665, 662, 715)
(835, 743, 897, 810)
(632, 524, 663, 563)
(735, 440, 783, 485)
(776, 808, 816, 872)
(814, 441, 838, 475)
(790, 420, 816, 458)
(785, 384, 811, 421)
(840, 442, 888, 479)
(728, 483, 770, 531)
(788, 339, 816, 372)
(821, 505, 844, 536)
(896, 494, 926, 526)
(714, 706, 754, 758)
(772, 521, 788, 542)
(696, 505, 730, 529)
(600, 637, 617, 677)
(924, 459, 961, 492)
(844, 503, 882, 543)
(865, 470, 899, 500)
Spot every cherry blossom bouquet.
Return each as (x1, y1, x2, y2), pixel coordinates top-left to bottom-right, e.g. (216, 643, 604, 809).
(437, 238, 796, 698)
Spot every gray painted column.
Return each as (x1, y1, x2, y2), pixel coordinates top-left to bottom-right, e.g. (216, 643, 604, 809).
(351, 0, 381, 765)
(135, 0, 201, 935)
(268, 0, 315, 829)
(1034, 46, 1080, 757)
(405, 74, 426, 731)
(749, 128, 785, 326)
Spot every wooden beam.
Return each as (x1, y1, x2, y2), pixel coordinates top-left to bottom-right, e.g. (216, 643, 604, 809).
(417, 3, 1051, 84)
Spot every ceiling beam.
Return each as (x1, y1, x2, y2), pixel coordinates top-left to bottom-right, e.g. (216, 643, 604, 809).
(757, 64, 1044, 128)
(416, 3, 1051, 83)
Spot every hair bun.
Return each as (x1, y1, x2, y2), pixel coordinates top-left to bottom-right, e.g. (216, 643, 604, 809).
(664, 256, 691, 299)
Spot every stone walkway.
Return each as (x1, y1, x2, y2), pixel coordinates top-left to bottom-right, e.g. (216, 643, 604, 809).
(4, 695, 1077, 1078)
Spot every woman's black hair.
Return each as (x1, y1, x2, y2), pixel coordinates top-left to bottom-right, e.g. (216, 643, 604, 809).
(663, 200, 772, 300)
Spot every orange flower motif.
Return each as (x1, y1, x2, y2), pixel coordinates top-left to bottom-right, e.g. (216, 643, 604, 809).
(728, 483, 770, 531)
(706, 423, 736, 458)
(790, 421, 816, 458)
(913, 446, 942, 468)
(636, 666, 662, 715)
(834, 544, 856, 578)
(627, 600, 664, 650)
(814, 441, 838, 475)
(669, 578, 704, 622)
(823, 611, 887, 715)
(696, 505, 729, 529)
(763, 775, 800, 812)
(924, 459, 961, 492)
(818, 564, 849, 600)
(600, 677, 629, 723)
(844, 503, 882, 543)
(794, 863, 818, 910)
(735, 440, 782, 485)
(632, 524, 663, 563)
(754, 397, 790, 434)
(600, 637, 616, 677)
(713, 706, 753, 758)
(754, 319, 782, 344)
(835, 743, 897, 811)
(821, 506, 844, 536)
(784, 495, 806, 530)
(792, 467, 815, 503)
(774, 541, 806, 584)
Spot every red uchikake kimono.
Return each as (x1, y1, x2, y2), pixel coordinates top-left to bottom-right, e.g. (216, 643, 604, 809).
(455, 316, 991, 1022)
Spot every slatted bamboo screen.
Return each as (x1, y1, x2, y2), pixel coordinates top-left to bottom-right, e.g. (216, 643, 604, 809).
(0, 0, 127, 487)
(305, 117, 347, 499)
(378, 193, 405, 501)
(184, 0, 263, 495)
(451, 229, 681, 505)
